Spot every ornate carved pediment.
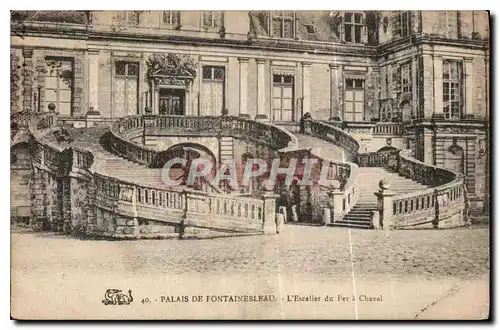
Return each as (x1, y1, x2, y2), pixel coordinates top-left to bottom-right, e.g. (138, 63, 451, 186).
(146, 53, 197, 85)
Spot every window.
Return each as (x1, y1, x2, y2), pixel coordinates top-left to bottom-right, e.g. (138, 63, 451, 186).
(114, 62, 139, 117)
(400, 11, 411, 37)
(163, 11, 180, 25)
(343, 12, 364, 43)
(392, 11, 412, 38)
(117, 11, 140, 25)
(44, 57, 73, 116)
(201, 66, 225, 116)
(202, 66, 225, 81)
(442, 60, 463, 120)
(401, 62, 412, 94)
(271, 11, 295, 39)
(203, 11, 222, 28)
(272, 74, 294, 122)
(344, 78, 364, 121)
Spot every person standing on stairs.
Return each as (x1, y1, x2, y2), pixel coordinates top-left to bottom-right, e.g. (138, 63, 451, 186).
(299, 112, 312, 134)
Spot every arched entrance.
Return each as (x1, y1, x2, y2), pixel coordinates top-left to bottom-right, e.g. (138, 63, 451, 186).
(158, 143, 217, 190)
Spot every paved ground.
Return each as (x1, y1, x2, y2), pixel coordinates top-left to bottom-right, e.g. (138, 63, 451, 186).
(11, 225, 490, 320)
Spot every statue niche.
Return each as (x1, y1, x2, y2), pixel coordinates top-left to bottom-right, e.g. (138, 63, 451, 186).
(444, 138, 465, 174)
(145, 53, 198, 115)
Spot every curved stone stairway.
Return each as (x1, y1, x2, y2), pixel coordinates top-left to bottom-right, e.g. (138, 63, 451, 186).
(45, 127, 183, 189)
(333, 167, 432, 229)
(295, 132, 431, 229)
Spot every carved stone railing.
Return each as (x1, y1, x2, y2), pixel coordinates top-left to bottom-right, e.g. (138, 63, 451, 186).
(357, 148, 400, 167)
(109, 115, 299, 167)
(284, 119, 360, 224)
(326, 120, 404, 136)
(91, 171, 273, 238)
(25, 112, 281, 238)
(303, 119, 360, 161)
(373, 122, 403, 135)
(373, 149, 466, 229)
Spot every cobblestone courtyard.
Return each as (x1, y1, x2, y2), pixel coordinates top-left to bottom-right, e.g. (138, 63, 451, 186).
(11, 225, 490, 319)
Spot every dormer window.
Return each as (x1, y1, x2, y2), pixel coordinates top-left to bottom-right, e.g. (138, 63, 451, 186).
(268, 11, 295, 39)
(343, 12, 364, 43)
(203, 11, 223, 28)
(117, 11, 140, 25)
(163, 11, 180, 25)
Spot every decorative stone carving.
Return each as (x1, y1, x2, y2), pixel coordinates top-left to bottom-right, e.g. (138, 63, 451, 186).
(146, 53, 197, 86)
(379, 178, 390, 191)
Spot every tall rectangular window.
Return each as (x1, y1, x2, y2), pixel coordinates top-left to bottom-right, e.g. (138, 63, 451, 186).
(44, 57, 73, 116)
(443, 60, 463, 120)
(344, 78, 364, 121)
(203, 11, 222, 28)
(272, 74, 294, 122)
(271, 11, 295, 39)
(401, 62, 412, 94)
(201, 66, 225, 116)
(344, 12, 364, 43)
(163, 11, 180, 25)
(400, 11, 412, 37)
(114, 62, 139, 117)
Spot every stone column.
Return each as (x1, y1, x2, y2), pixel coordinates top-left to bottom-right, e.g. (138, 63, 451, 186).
(87, 49, 100, 114)
(301, 62, 312, 119)
(255, 59, 268, 120)
(374, 179, 395, 230)
(433, 55, 444, 119)
(464, 57, 475, 119)
(238, 57, 250, 118)
(329, 64, 341, 120)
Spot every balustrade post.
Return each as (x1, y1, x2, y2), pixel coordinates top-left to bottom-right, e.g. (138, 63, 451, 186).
(374, 179, 395, 230)
(327, 181, 343, 224)
(262, 183, 278, 234)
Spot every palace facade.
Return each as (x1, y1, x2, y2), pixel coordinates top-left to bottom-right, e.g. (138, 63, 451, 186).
(11, 10, 490, 220)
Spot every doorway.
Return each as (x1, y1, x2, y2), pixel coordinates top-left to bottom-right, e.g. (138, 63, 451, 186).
(159, 89, 185, 115)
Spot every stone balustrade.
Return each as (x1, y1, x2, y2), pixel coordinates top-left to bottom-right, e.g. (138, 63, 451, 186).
(24, 112, 281, 239)
(109, 115, 299, 167)
(373, 148, 467, 229)
(373, 122, 403, 135)
(303, 119, 360, 161)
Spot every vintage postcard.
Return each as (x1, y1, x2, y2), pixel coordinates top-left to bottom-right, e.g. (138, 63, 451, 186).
(10, 10, 490, 320)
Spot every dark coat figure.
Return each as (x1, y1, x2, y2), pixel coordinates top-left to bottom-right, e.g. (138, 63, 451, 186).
(299, 112, 312, 133)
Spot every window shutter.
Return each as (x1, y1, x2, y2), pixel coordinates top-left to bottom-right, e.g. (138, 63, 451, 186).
(339, 12, 345, 42)
(265, 12, 271, 36)
(391, 11, 401, 38)
(361, 14, 367, 44)
(409, 11, 415, 34)
(459, 61, 464, 116)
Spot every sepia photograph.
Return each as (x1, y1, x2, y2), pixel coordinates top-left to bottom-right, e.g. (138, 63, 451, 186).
(9, 9, 491, 320)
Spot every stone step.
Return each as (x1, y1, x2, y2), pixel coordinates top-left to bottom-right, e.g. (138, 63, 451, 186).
(329, 222, 372, 229)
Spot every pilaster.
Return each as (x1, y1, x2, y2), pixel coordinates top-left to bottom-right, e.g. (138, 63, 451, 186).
(255, 59, 268, 120)
(432, 55, 444, 119)
(238, 57, 249, 118)
(301, 62, 312, 117)
(329, 64, 341, 120)
(87, 49, 100, 114)
(464, 57, 475, 119)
